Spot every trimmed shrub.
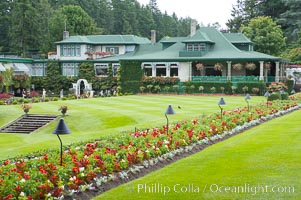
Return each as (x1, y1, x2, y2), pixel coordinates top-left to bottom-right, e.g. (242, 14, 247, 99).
(281, 92, 289, 100)
(268, 92, 281, 101)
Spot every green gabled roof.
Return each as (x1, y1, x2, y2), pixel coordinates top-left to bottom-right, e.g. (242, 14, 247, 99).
(182, 30, 214, 43)
(55, 35, 151, 45)
(223, 32, 253, 44)
(160, 36, 187, 43)
(121, 27, 281, 62)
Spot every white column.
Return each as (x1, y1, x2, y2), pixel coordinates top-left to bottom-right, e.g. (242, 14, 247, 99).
(264, 62, 268, 82)
(152, 63, 155, 77)
(259, 61, 264, 81)
(275, 61, 280, 82)
(227, 61, 232, 81)
(167, 63, 170, 77)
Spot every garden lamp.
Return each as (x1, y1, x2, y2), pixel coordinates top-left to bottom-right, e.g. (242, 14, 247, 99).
(218, 97, 226, 122)
(53, 118, 71, 166)
(264, 91, 270, 108)
(245, 93, 251, 111)
(165, 105, 175, 134)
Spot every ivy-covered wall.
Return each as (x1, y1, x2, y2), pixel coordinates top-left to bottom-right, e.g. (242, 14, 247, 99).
(119, 61, 143, 93)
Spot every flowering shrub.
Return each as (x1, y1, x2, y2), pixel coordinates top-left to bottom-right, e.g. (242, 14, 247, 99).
(0, 93, 12, 99)
(267, 82, 287, 92)
(141, 77, 180, 85)
(29, 91, 39, 98)
(1, 96, 301, 199)
(95, 51, 113, 56)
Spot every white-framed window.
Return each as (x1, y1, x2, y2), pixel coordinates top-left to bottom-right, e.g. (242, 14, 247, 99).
(199, 43, 206, 51)
(62, 63, 78, 76)
(105, 47, 119, 54)
(155, 63, 167, 77)
(187, 44, 193, 51)
(186, 43, 207, 52)
(112, 63, 120, 77)
(143, 63, 153, 76)
(95, 64, 109, 76)
(31, 63, 46, 76)
(170, 63, 179, 77)
(193, 43, 198, 51)
(60, 45, 81, 56)
(86, 45, 93, 53)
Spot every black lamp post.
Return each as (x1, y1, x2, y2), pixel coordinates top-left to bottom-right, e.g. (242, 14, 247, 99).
(218, 97, 226, 122)
(165, 105, 175, 134)
(264, 91, 270, 108)
(53, 118, 71, 166)
(245, 93, 251, 111)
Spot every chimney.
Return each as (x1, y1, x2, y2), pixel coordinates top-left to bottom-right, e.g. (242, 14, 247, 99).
(190, 19, 197, 37)
(151, 30, 156, 44)
(63, 31, 69, 40)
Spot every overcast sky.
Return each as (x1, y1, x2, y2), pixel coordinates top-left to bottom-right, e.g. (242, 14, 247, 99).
(137, 0, 238, 28)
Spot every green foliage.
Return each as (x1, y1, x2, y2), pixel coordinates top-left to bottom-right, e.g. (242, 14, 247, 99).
(184, 82, 232, 94)
(279, 0, 301, 42)
(119, 61, 143, 93)
(286, 80, 294, 94)
(0, 68, 13, 93)
(78, 62, 95, 81)
(281, 92, 289, 100)
(236, 82, 266, 95)
(51, 5, 97, 36)
(241, 16, 286, 56)
(268, 92, 281, 101)
(1, 0, 192, 55)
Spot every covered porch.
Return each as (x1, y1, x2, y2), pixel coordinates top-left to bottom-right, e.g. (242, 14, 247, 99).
(190, 60, 286, 83)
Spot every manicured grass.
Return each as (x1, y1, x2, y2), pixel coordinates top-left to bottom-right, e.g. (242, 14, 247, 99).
(95, 109, 301, 200)
(0, 95, 265, 160)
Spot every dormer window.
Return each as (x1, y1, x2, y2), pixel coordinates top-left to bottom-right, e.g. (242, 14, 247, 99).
(187, 43, 207, 52)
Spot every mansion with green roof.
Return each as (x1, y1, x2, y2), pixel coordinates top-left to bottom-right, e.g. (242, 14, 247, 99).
(0, 26, 287, 91)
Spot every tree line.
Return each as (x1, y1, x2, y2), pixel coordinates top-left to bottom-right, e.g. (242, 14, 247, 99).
(0, 0, 192, 57)
(0, 0, 300, 63)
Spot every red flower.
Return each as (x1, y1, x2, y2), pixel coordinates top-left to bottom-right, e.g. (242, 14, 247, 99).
(4, 160, 10, 165)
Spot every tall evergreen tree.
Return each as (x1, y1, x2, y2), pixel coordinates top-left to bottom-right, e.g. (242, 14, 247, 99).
(9, 0, 40, 57)
(279, 0, 301, 42)
(227, 0, 261, 32)
(0, 0, 12, 52)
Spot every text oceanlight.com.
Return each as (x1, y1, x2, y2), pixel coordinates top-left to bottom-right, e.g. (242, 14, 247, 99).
(137, 183, 295, 196)
(208, 184, 295, 195)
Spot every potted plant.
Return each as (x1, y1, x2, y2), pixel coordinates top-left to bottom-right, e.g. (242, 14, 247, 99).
(196, 63, 204, 71)
(214, 63, 223, 71)
(21, 104, 32, 115)
(265, 62, 271, 69)
(59, 105, 68, 116)
(245, 63, 256, 70)
(232, 63, 242, 71)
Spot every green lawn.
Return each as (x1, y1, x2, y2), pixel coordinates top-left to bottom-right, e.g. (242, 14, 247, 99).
(0, 95, 265, 160)
(95, 108, 301, 200)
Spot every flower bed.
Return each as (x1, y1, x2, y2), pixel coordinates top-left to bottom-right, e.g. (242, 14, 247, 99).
(0, 95, 301, 199)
